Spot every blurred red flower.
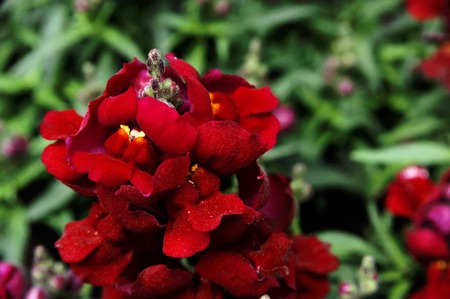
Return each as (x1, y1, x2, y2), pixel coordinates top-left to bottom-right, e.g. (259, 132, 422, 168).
(410, 260, 450, 299)
(406, 0, 447, 21)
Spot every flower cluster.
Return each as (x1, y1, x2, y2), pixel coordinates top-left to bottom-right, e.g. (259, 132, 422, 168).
(385, 166, 450, 298)
(40, 49, 339, 298)
(405, 0, 450, 89)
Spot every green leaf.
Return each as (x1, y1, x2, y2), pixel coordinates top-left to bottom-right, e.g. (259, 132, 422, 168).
(0, 207, 29, 265)
(317, 230, 388, 264)
(27, 181, 75, 222)
(351, 141, 450, 165)
(101, 27, 143, 61)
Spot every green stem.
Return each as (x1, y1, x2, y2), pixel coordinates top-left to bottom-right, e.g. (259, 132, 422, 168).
(366, 199, 409, 271)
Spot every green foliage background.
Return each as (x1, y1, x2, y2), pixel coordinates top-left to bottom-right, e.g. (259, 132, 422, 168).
(1, 0, 450, 297)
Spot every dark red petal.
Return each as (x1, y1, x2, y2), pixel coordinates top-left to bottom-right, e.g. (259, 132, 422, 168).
(40, 109, 83, 140)
(406, 0, 446, 21)
(181, 76, 213, 127)
(137, 97, 198, 156)
(132, 265, 194, 297)
(191, 167, 221, 198)
(71, 245, 132, 286)
(208, 92, 239, 121)
(152, 156, 190, 194)
(104, 128, 131, 158)
(55, 204, 105, 263)
(88, 155, 133, 186)
(195, 250, 278, 297)
(237, 163, 270, 210)
(240, 114, 280, 150)
(406, 228, 450, 262)
(202, 69, 253, 93)
(188, 192, 245, 232)
(122, 137, 156, 173)
(163, 212, 210, 258)
(231, 86, 278, 116)
(194, 121, 266, 175)
(259, 174, 295, 231)
(166, 53, 201, 80)
(385, 166, 437, 219)
(98, 87, 138, 127)
(42, 141, 81, 182)
(249, 232, 292, 279)
(98, 185, 163, 234)
(67, 96, 112, 157)
(105, 59, 147, 96)
(296, 272, 331, 299)
(293, 235, 340, 275)
(130, 168, 154, 196)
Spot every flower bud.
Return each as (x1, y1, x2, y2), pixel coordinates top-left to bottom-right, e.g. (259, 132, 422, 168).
(0, 262, 27, 299)
(25, 287, 49, 299)
(338, 282, 357, 299)
(147, 49, 165, 79)
(273, 105, 296, 132)
(337, 78, 354, 96)
(358, 256, 378, 295)
(2, 136, 28, 158)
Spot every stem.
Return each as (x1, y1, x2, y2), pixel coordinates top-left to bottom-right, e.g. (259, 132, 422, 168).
(366, 199, 409, 271)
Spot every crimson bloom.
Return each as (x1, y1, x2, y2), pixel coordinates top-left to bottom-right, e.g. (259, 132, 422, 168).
(41, 49, 339, 298)
(406, 0, 447, 21)
(385, 166, 450, 263)
(410, 260, 450, 299)
(420, 43, 450, 90)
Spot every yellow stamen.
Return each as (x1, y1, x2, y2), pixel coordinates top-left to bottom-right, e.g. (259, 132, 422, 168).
(120, 125, 131, 135)
(191, 164, 199, 173)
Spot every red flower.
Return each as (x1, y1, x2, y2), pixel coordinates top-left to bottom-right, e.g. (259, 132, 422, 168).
(385, 166, 438, 219)
(386, 167, 450, 262)
(420, 43, 450, 90)
(406, 0, 447, 21)
(410, 260, 450, 299)
(291, 235, 340, 299)
(0, 262, 27, 299)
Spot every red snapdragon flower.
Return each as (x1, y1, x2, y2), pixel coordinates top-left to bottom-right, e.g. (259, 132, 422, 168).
(385, 166, 450, 262)
(410, 260, 450, 299)
(420, 43, 450, 90)
(406, 0, 447, 21)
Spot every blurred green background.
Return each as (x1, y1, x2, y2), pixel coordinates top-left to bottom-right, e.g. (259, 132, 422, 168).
(1, 0, 450, 297)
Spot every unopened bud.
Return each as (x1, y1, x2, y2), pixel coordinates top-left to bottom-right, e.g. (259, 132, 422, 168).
(338, 282, 357, 299)
(159, 79, 180, 101)
(147, 49, 165, 79)
(2, 136, 28, 159)
(358, 256, 378, 295)
(25, 287, 48, 299)
(337, 78, 354, 96)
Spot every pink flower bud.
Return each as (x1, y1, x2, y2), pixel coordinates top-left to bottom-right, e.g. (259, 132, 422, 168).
(25, 287, 49, 299)
(2, 136, 28, 158)
(337, 78, 354, 96)
(0, 262, 27, 299)
(273, 105, 296, 132)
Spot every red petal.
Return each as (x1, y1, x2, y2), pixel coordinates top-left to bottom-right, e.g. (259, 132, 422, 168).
(385, 166, 437, 218)
(137, 97, 198, 156)
(40, 109, 83, 140)
(188, 192, 245, 232)
(249, 232, 292, 279)
(122, 137, 156, 173)
(88, 155, 133, 186)
(195, 250, 278, 297)
(132, 265, 194, 297)
(42, 141, 81, 182)
(202, 69, 253, 93)
(237, 163, 270, 210)
(293, 235, 340, 275)
(406, 0, 446, 21)
(181, 76, 213, 127)
(163, 212, 210, 258)
(152, 156, 190, 194)
(240, 114, 280, 150)
(296, 271, 331, 299)
(406, 228, 450, 262)
(97, 87, 138, 127)
(56, 204, 105, 263)
(231, 86, 278, 116)
(191, 167, 221, 198)
(259, 174, 295, 231)
(71, 245, 132, 286)
(105, 59, 147, 96)
(166, 53, 201, 80)
(194, 121, 266, 175)
(130, 168, 154, 196)
(98, 185, 163, 234)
